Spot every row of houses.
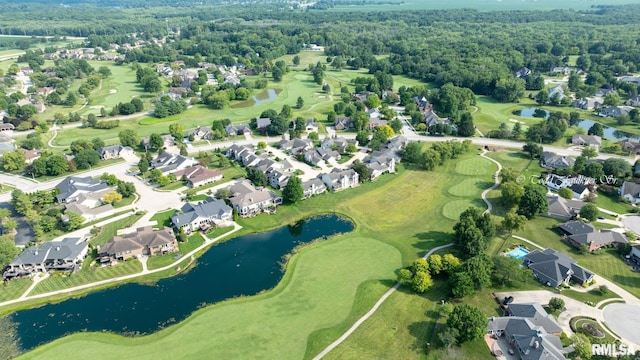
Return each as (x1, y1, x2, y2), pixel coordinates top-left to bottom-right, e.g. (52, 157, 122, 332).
(97, 226, 179, 264)
(3, 237, 88, 279)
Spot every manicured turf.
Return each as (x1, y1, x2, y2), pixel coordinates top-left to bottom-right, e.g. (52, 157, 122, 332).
(89, 214, 144, 246)
(146, 233, 205, 270)
(20, 237, 401, 360)
(82, 62, 148, 115)
(0, 278, 32, 302)
(448, 178, 491, 197)
(455, 157, 493, 176)
(149, 210, 177, 229)
(29, 260, 143, 296)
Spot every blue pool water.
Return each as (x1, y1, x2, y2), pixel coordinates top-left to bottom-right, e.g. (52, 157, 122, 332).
(507, 246, 529, 259)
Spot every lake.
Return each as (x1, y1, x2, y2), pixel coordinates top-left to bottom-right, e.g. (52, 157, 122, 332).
(512, 108, 549, 119)
(230, 88, 281, 108)
(8, 214, 354, 352)
(575, 119, 640, 142)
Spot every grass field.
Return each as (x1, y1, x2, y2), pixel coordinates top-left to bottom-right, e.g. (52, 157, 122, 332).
(146, 233, 205, 270)
(89, 214, 144, 246)
(28, 260, 143, 296)
(149, 210, 176, 229)
(19, 151, 498, 359)
(0, 278, 32, 302)
(82, 62, 147, 115)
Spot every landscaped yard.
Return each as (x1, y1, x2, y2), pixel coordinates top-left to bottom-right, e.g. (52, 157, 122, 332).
(89, 214, 144, 246)
(205, 226, 234, 240)
(0, 278, 32, 302)
(149, 210, 177, 229)
(146, 233, 205, 270)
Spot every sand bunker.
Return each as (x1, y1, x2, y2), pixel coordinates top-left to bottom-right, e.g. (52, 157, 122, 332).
(508, 119, 525, 124)
(109, 89, 117, 94)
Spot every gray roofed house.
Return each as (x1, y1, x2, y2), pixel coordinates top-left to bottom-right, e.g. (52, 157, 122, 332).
(334, 117, 353, 130)
(504, 303, 563, 336)
(566, 231, 628, 253)
(572, 97, 603, 110)
(149, 152, 197, 175)
(98, 226, 178, 263)
(626, 95, 640, 107)
(268, 169, 290, 189)
(548, 85, 567, 102)
(3, 237, 89, 279)
(541, 152, 575, 169)
(366, 156, 396, 181)
(225, 123, 251, 137)
(228, 179, 283, 217)
(98, 145, 134, 160)
(55, 176, 111, 204)
(545, 195, 585, 221)
(571, 134, 602, 149)
(226, 144, 255, 162)
(321, 168, 359, 191)
(558, 220, 595, 236)
(305, 118, 319, 133)
(256, 117, 272, 129)
(515, 67, 531, 78)
(320, 137, 358, 154)
(65, 202, 114, 222)
(523, 248, 594, 287)
(189, 126, 212, 141)
(174, 165, 223, 187)
(302, 178, 327, 199)
(620, 181, 640, 204)
(569, 183, 590, 200)
(171, 197, 232, 232)
(487, 315, 567, 360)
(599, 106, 632, 118)
(618, 139, 640, 155)
(279, 138, 313, 155)
(617, 76, 640, 86)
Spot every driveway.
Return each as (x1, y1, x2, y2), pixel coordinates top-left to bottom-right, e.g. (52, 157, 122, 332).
(622, 215, 640, 235)
(602, 303, 640, 346)
(266, 145, 323, 181)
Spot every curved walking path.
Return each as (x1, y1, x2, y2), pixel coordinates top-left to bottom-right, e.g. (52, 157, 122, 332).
(0, 222, 242, 309)
(312, 242, 454, 360)
(479, 150, 502, 213)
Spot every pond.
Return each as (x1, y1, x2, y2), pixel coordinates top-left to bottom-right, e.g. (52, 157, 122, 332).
(230, 88, 281, 108)
(512, 108, 549, 119)
(8, 214, 354, 352)
(575, 119, 640, 142)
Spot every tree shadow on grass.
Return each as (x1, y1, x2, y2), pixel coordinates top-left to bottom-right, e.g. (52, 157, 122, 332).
(407, 320, 433, 352)
(413, 231, 453, 252)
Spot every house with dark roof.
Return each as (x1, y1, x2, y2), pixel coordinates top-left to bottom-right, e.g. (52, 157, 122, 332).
(572, 97, 603, 110)
(171, 197, 232, 233)
(3, 237, 88, 279)
(599, 106, 632, 118)
(98, 145, 133, 160)
(541, 152, 575, 169)
(279, 138, 313, 155)
(522, 248, 594, 287)
(487, 302, 567, 360)
(620, 181, 640, 204)
(174, 165, 222, 188)
(569, 183, 591, 200)
(149, 153, 198, 175)
(225, 123, 251, 137)
(334, 117, 353, 130)
(545, 195, 585, 221)
(515, 67, 531, 79)
(559, 220, 628, 252)
(98, 226, 178, 263)
(228, 179, 282, 217)
(55, 176, 111, 204)
(618, 139, 640, 155)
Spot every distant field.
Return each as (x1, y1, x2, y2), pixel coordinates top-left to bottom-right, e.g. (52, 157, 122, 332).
(324, 0, 640, 12)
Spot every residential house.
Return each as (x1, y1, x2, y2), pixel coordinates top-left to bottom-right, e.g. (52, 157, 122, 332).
(98, 226, 178, 263)
(541, 152, 575, 169)
(626, 95, 640, 107)
(550, 66, 581, 76)
(413, 95, 430, 112)
(515, 67, 531, 79)
(522, 248, 594, 287)
(228, 179, 282, 217)
(20, 148, 41, 164)
(366, 108, 382, 120)
(174, 165, 223, 187)
(0, 123, 14, 132)
(334, 117, 353, 130)
(630, 244, 640, 264)
(367, 118, 388, 130)
(189, 126, 212, 141)
(279, 138, 313, 155)
(571, 134, 602, 150)
(572, 97, 603, 110)
(548, 85, 567, 102)
(320, 137, 358, 154)
(618, 139, 640, 155)
(544, 174, 571, 191)
(599, 106, 632, 118)
(569, 183, 591, 200)
(545, 195, 585, 221)
(596, 88, 617, 97)
(617, 76, 640, 86)
(304, 148, 340, 167)
(98, 145, 134, 160)
(305, 118, 319, 133)
(3, 237, 88, 279)
(366, 156, 396, 181)
(321, 168, 359, 191)
(64, 201, 114, 222)
(256, 117, 272, 130)
(268, 169, 290, 189)
(620, 181, 640, 204)
(487, 303, 567, 360)
(559, 220, 628, 252)
(301, 178, 327, 199)
(55, 176, 111, 204)
(353, 91, 373, 103)
(171, 197, 232, 232)
(149, 153, 198, 175)
(225, 123, 251, 137)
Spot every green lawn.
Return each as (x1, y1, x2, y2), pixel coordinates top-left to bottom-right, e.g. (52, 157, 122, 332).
(89, 214, 144, 246)
(28, 259, 143, 296)
(146, 233, 205, 270)
(149, 210, 177, 229)
(205, 226, 234, 239)
(0, 278, 32, 302)
(593, 191, 633, 215)
(81, 62, 147, 115)
(19, 151, 497, 360)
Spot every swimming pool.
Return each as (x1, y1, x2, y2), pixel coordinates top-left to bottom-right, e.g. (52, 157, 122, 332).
(506, 246, 529, 259)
